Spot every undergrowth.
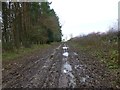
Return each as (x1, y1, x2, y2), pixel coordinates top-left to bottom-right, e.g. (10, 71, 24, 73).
(69, 30, 120, 87)
(70, 31, 119, 69)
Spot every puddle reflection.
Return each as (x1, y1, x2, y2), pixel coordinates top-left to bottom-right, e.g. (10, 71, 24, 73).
(62, 46, 69, 50)
(80, 75, 90, 83)
(63, 62, 72, 73)
(63, 52, 69, 57)
(73, 52, 78, 56)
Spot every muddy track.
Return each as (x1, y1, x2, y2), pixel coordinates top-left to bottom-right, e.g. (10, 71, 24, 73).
(2, 45, 61, 88)
(2, 43, 119, 89)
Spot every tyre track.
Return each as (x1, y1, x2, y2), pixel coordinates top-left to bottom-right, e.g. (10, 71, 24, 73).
(2, 45, 61, 88)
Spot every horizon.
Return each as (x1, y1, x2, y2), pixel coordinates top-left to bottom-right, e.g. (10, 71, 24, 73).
(49, 0, 119, 41)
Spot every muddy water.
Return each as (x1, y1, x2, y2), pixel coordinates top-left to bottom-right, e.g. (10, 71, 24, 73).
(62, 47, 91, 87)
(58, 45, 76, 88)
(63, 52, 69, 57)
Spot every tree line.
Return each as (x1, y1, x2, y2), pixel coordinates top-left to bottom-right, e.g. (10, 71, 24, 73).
(2, 2, 62, 51)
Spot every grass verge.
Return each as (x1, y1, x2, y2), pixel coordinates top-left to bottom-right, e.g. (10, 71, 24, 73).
(2, 43, 55, 61)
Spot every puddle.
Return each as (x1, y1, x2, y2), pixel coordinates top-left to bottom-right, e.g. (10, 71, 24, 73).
(62, 58, 67, 62)
(63, 52, 69, 57)
(73, 52, 78, 56)
(80, 75, 90, 83)
(63, 62, 72, 73)
(68, 73, 76, 88)
(42, 65, 48, 69)
(86, 75, 90, 78)
(59, 44, 76, 88)
(75, 65, 80, 69)
(63, 69, 67, 73)
(61, 61, 76, 88)
(80, 77, 86, 83)
(62, 46, 69, 50)
(63, 46, 69, 52)
(75, 64, 83, 69)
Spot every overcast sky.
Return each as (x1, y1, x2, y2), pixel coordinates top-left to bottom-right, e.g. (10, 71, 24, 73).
(49, 0, 119, 40)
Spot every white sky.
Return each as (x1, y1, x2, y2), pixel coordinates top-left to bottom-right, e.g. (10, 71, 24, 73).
(48, 0, 120, 40)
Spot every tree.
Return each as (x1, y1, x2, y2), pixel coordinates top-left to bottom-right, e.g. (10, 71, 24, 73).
(2, 1, 62, 52)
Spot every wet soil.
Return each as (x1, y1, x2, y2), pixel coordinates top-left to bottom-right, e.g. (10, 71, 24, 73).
(2, 43, 119, 89)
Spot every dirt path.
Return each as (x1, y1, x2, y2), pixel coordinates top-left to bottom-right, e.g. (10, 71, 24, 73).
(2, 43, 119, 89)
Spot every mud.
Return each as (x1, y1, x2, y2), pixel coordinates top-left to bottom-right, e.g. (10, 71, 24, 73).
(2, 43, 119, 89)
